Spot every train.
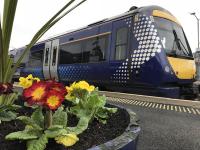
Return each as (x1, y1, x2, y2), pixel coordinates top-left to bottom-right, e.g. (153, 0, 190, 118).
(11, 5, 198, 99)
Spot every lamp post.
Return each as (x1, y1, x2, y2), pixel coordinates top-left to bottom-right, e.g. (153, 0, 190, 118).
(191, 13, 200, 81)
(190, 12, 199, 49)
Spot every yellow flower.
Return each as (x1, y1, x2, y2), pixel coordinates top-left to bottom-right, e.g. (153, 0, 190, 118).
(27, 74, 34, 80)
(55, 133, 79, 147)
(34, 77, 40, 82)
(65, 81, 95, 101)
(19, 77, 32, 89)
(70, 81, 95, 92)
(65, 86, 74, 100)
(19, 74, 40, 89)
(77, 81, 95, 92)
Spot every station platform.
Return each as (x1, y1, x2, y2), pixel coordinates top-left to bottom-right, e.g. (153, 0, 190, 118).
(100, 91, 200, 150)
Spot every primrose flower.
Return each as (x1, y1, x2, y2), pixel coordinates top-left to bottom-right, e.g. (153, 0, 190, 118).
(22, 78, 67, 110)
(77, 81, 95, 92)
(0, 83, 13, 94)
(47, 79, 67, 95)
(65, 81, 95, 100)
(19, 74, 40, 89)
(45, 90, 64, 110)
(55, 133, 79, 147)
(23, 81, 47, 105)
(19, 77, 33, 89)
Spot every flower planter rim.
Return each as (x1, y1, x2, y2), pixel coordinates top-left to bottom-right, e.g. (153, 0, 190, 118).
(87, 103, 140, 150)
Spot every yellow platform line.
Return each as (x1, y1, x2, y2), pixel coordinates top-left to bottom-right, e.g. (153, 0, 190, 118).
(152, 103, 156, 108)
(187, 108, 192, 114)
(135, 101, 140, 105)
(182, 107, 187, 113)
(133, 100, 138, 105)
(125, 99, 131, 104)
(174, 106, 177, 112)
(155, 104, 159, 109)
(171, 105, 174, 111)
(142, 102, 147, 106)
(148, 103, 153, 107)
(191, 108, 197, 115)
(163, 104, 166, 109)
(166, 105, 169, 110)
(130, 100, 136, 104)
(179, 106, 182, 112)
(138, 102, 144, 106)
(196, 109, 200, 115)
(145, 102, 150, 107)
(107, 97, 200, 115)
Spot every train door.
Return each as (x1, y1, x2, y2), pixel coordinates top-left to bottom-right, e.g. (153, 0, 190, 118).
(110, 18, 132, 84)
(43, 39, 59, 80)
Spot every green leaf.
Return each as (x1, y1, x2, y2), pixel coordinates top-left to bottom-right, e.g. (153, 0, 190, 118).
(31, 107, 44, 128)
(6, 130, 38, 140)
(87, 94, 106, 109)
(68, 117, 90, 134)
(0, 104, 21, 112)
(0, 110, 17, 122)
(0, 18, 3, 81)
(17, 116, 42, 130)
(52, 106, 67, 127)
(96, 118, 107, 124)
(45, 127, 68, 138)
(69, 104, 91, 118)
(95, 107, 117, 124)
(27, 134, 48, 150)
(102, 107, 118, 113)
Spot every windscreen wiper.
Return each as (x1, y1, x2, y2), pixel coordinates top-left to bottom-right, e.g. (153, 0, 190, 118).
(172, 30, 188, 56)
(167, 50, 177, 57)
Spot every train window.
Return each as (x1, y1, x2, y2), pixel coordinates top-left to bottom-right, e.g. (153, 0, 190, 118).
(154, 17, 192, 58)
(52, 46, 57, 66)
(59, 42, 82, 64)
(98, 35, 108, 60)
(28, 50, 43, 67)
(45, 48, 49, 66)
(115, 27, 128, 60)
(83, 35, 108, 63)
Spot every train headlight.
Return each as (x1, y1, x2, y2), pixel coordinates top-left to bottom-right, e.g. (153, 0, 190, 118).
(164, 66, 170, 73)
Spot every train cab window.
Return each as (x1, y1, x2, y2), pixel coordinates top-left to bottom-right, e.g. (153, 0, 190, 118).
(83, 35, 108, 63)
(59, 42, 82, 64)
(28, 50, 43, 67)
(115, 27, 128, 60)
(154, 17, 192, 58)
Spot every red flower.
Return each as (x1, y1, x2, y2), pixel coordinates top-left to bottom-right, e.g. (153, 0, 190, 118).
(22, 79, 67, 110)
(0, 83, 13, 94)
(45, 90, 64, 110)
(47, 80, 67, 96)
(23, 81, 47, 105)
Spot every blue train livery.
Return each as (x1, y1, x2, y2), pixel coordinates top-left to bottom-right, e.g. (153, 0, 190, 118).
(13, 5, 196, 99)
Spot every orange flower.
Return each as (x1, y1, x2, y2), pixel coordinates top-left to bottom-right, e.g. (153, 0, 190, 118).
(23, 81, 47, 105)
(45, 90, 64, 110)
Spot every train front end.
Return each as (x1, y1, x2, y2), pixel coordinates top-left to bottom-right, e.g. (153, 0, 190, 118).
(130, 6, 196, 98)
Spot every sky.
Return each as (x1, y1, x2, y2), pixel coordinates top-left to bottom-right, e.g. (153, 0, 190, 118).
(0, 0, 200, 52)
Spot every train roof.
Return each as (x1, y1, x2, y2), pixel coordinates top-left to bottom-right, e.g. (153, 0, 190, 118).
(14, 5, 169, 50)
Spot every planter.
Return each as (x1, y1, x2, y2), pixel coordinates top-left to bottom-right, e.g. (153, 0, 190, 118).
(88, 106, 140, 150)
(0, 104, 140, 150)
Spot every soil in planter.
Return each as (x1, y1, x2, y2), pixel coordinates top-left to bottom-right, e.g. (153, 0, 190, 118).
(0, 104, 129, 150)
